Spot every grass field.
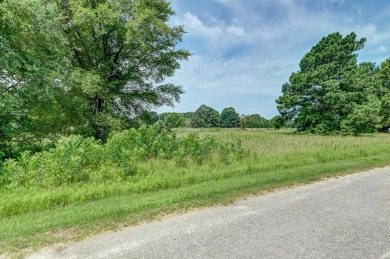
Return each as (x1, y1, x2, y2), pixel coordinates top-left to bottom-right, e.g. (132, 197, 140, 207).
(1, 129, 390, 257)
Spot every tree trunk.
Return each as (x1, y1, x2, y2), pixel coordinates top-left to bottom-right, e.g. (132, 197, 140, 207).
(379, 126, 390, 133)
(90, 96, 106, 141)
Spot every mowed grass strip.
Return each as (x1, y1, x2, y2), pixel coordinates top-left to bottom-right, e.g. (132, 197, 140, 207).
(1, 130, 390, 256)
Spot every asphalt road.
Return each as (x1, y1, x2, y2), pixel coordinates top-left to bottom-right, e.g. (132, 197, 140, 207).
(29, 167, 390, 259)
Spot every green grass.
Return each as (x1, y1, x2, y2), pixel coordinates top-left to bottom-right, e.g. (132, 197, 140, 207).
(1, 129, 390, 257)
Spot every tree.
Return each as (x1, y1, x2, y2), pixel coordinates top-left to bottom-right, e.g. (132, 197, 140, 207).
(181, 112, 194, 127)
(0, 0, 83, 157)
(276, 32, 381, 134)
(378, 58, 390, 131)
(240, 115, 249, 130)
(132, 111, 159, 127)
(220, 107, 240, 128)
(269, 115, 285, 129)
(339, 62, 382, 134)
(246, 114, 270, 128)
(162, 113, 185, 128)
(191, 105, 220, 128)
(0, 0, 190, 143)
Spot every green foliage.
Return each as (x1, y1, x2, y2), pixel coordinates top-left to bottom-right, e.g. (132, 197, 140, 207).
(218, 139, 246, 164)
(220, 107, 240, 128)
(270, 115, 285, 129)
(340, 96, 382, 135)
(276, 32, 382, 135)
(378, 58, 390, 131)
(125, 111, 159, 128)
(240, 115, 249, 130)
(246, 114, 271, 128)
(0, 0, 90, 156)
(191, 104, 220, 128)
(0, 0, 190, 145)
(161, 113, 186, 128)
(181, 112, 194, 119)
(0, 125, 246, 190)
(1, 129, 390, 233)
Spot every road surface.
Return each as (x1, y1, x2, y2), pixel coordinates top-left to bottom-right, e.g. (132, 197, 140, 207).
(29, 167, 390, 259)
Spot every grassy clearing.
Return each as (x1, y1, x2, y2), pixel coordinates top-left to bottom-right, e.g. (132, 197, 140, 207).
(1, 129, 390, 256)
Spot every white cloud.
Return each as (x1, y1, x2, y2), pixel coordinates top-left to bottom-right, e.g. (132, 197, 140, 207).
(175, 12, 252, 55)
(212, 0, 231, 3)
(226, 25, 246, 37)
(354, 23, 390, 46)
(163, 0, 390, 117)
(377, 46, 387, 53)
(180, 12, 222, 38)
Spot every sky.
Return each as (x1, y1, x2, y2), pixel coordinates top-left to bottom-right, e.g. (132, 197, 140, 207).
(158, 0, 390, 119)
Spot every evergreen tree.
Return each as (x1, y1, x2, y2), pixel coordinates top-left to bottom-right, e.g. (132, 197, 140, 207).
(276, 32, 381, 134)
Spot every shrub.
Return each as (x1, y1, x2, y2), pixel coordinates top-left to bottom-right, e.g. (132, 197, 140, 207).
(0, 124, 247, 189)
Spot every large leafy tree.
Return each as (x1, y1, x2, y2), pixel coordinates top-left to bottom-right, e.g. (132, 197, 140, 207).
(191, 105, 220, 128)
(276, 32, 381, 134)
(220, 107, 240, 128)
(0, 0, 190, 144)
(0, 0, 82, 156)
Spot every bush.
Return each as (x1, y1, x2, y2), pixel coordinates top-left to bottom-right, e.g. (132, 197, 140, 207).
(161, 113, 186, 128)
(0, 124, 247, 189)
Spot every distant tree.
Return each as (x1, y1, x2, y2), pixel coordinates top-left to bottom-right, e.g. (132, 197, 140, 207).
(220, 107, 240, 128)
(137, 111, 159, 126)
(181, 112, 194, 127)
(276, 32, 381, 135)
(158, 113, 168, 122)
(163, 113, 185, 128)
(270, 115, 285, 129)
(191, 105, 220, 128)
(247, 114, 270, 128)
(240, 115, 250, 130)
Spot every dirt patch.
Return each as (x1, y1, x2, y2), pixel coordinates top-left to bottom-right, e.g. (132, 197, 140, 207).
(49, 226, 83, 240)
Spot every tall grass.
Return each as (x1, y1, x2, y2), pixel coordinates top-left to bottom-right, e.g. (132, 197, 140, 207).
(1, 129, 390, 256)
(1, 129, 389, 218)
(0, 125, 246, 217)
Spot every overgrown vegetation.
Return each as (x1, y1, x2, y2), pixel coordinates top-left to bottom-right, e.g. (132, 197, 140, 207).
(0, 125, 246, 217)
(1, 1, 390, 256)
(1, 129, 390, 256)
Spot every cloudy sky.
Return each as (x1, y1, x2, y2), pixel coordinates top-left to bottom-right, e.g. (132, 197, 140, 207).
(158, 0, 390, 118)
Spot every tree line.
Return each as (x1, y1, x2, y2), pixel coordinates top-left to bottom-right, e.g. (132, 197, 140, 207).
(157, 105, 278, 129)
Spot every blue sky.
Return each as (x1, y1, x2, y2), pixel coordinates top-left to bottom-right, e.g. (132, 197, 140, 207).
(158, 0, 390, 118)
